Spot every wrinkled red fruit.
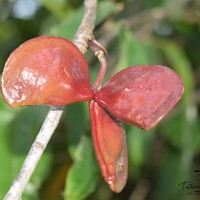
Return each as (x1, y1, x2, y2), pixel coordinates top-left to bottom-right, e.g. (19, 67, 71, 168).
(95, 65, 184, 130)
(1, 36, 93, 107)
(89, 101, 127, 192)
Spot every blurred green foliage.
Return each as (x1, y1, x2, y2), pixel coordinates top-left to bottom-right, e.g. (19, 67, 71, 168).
(0, 0, 200, 199)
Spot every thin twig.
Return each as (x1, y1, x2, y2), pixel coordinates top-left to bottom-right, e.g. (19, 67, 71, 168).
(73, 0, 97, 52)
(4, 106, 64, 200)
(4, 0, 97, 199)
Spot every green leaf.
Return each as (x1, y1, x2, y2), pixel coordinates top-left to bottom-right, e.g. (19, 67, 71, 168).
(64, 102, 89, 159)
(9, 106, 48, 153)
(127, 126, 153, 169)
(96, 1, 115, 25)
(64, 136, 99, 200)
(39, 0, 72, 20)
(0, 97, 52, 199)
(160, 40, 194, 106)
(115, 28, 151, 73)
(153, 148, 191, 200)
(43, 7, 82, 39)
(161, 112, 200, 154)
(44, 1, 115, 40)
(0, 98, 21, 198)
(160, 40, 196, 174)
(0, 21, 14, 44)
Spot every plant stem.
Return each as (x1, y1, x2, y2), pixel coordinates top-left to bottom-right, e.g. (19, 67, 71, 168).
(93, 54, 107, 90)
(4, 0, 97, 199)
(87, 37, 108, 90)
(4, 106, 64, 200)
(73, 0, 98, 53)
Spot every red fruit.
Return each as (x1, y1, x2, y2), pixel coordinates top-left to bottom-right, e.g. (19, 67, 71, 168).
(1, 36, 94, 107)
(89, 101, 127, 192)
(1, 35, 184, 193)
(94, 65, 184, 130)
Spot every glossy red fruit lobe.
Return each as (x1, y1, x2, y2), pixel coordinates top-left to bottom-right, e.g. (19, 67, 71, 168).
(89, 101, 128, 193)
(1, 36, 94, 107)
(94, 65, 184, 130)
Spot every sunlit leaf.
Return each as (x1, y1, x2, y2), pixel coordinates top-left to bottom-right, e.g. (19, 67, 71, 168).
(115, 28, 150, 73)
(44, 1, 115, 39)
(160, 40, 194, 106)
(64, 136, 99, 200)
(127, 127, 153, 168)
(39, 0, 72, 20)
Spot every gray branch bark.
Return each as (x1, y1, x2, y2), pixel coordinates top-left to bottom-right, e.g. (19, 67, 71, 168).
(4, 0, 97, 199)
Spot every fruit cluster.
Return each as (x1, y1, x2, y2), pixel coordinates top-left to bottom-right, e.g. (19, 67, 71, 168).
(1, 36, 184, 192)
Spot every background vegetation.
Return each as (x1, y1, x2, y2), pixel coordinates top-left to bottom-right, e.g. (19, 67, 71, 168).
(0, 0, 199, 199)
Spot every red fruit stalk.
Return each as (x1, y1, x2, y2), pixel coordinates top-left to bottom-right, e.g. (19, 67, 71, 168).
(87, 37, 108, 90)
